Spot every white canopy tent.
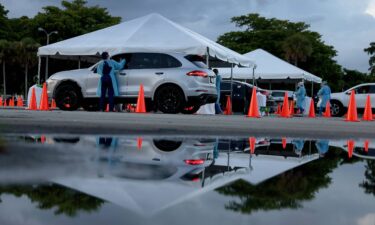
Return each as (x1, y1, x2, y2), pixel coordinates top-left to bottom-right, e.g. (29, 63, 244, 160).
(37, 13, 254, 81)
(217, 49, 322, 83)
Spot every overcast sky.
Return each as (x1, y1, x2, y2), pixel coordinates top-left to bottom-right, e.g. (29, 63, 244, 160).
(1, 0, 375, 73)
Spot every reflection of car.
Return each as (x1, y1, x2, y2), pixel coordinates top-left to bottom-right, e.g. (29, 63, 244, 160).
(270, 90, 294, 103)
(219, 80, 276, 114)
(330, 83, 375, 117)
(47, 53, 217, 114)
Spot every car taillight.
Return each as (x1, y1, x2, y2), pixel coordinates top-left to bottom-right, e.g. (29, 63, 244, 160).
(184, 159, 205, 165)
(186, 70, 208, 77)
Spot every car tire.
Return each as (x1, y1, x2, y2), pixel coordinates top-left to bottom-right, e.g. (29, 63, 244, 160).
(181, 104, 200, 114)
(155, 85, 185, 114)
(330, 100, 345, 117)
(55, 83, 82, 111)
(153, 139, 183, 152)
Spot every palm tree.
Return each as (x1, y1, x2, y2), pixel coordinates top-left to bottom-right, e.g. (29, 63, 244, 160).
(0, 39, 10, 96)
(282, 33, 313, 66)
(15, 38, 40, 98)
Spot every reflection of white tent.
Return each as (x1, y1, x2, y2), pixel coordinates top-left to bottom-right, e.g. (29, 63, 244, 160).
(218, 49, 322, 83)
(38, 13, 253, 67)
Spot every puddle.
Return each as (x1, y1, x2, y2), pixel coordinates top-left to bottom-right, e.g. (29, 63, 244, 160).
(0, 135, 374, 225)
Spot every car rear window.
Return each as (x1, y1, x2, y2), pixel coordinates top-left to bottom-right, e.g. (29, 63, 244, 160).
(185, 55, 208, 69)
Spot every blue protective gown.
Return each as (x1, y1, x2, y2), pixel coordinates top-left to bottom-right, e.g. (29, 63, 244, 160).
(96, 59, 126, 97)
(295, 86, 306, 109)
(315, 140, 329, 155)
(317, 85, 331, 108)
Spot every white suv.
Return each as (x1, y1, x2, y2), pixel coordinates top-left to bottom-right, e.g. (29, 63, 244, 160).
(330, 83, 375, 117)
(47, 52, 217, 114)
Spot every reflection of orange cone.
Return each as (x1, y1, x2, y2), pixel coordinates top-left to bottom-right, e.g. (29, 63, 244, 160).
(282, 137, 287, 149)
(345, 90, 359, 122)
(280, 93, 291, 118)
(247, 88, 260, 118)
(347, 140, 354, 158)
(17, 96, 23, 107)
(249, 137, 256, 154)
(41, 135, 46, 144)
(224, 96, 232, 115)
(51, 99, 57, 109)
(308, 99, 316, 118)
(28, 88, 37, 110)
(289, 101, 295, 116)
(363, 95, 373, 121)
(135, 84, 146, 113)
(364, 140, 369, 153)
(323, 102, 331, 118)
(39, 83, 49, 111)
(137, 137, 143, 150)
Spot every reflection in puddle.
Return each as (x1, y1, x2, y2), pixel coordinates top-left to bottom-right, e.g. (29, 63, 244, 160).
(0, 135, 374, 224)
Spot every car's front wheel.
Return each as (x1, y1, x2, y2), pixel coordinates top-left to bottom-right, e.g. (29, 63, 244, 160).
(55, 83, 82, 111)
(155, 85, 185, 114)
(330, 100, 345, 117)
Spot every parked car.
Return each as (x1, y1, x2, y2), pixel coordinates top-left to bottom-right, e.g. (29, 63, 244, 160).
(330, 83, 375, 117)
(46, 53, 217, 114)
(219, 80, 276, 114)
(270, 90, 294, 103)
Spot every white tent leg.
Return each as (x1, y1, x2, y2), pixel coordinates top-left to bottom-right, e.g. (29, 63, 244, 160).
(78, 56, 81, 69)
(230, 63, 233, 113)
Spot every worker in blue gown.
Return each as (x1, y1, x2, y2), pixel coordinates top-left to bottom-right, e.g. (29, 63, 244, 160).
(96, 52, 126, 112)
(317, 81, 331, 116)
(295, 81, 306, 114)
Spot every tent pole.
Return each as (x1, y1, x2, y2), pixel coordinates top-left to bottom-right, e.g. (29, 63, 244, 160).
(230, 63, 233, 113)
(37, 56, 41, 85)
(311, 82, 314, 97)
(78, 56, 81, 69)
(252, 66, 255, 86)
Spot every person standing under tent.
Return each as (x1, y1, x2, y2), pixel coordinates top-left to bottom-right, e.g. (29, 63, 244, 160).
(96, 52, 126, 112)
(213, 68, 223, 114)
(295, 81, 306, 114)
(317, 81, 331, 116)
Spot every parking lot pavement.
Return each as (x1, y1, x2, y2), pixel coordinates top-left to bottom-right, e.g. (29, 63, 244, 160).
(0, 109, 374, 139)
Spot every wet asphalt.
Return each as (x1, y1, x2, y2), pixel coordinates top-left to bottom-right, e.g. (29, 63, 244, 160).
(0, 109, 374, 139)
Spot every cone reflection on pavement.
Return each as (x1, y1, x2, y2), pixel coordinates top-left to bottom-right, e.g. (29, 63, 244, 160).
(308, 98, 316, 118)
(364, 140, 369, 153)
(137, 137, 143, 150)
(28, 88, 37, 110)
(362, 95, 373, 121)
(347, 140, 354, 158)
(280, 92, 291, 118)
(282, 137, 287, 149)
(135, 84, 146, 113)
(224, 96, 232, 115)
(247, 88, 260, 118)
(345, 90, 359, 122)
(249, 137, 256, 154)
(39, 83, 49, 111)
(323, 102, 331, 118)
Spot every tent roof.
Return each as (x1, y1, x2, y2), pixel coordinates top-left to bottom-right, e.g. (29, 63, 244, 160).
(217, 49, 322, 83)
(38, 13, 253, 67)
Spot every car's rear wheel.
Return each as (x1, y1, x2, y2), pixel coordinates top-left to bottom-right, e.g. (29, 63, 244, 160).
(155, 85, 185, 114)
(330, 100, 345, 117)
(181, 104, 200, 114)
(55, 83, 82, 111)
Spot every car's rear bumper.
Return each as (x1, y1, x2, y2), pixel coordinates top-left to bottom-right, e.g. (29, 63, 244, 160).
(187, 94, 217, 106)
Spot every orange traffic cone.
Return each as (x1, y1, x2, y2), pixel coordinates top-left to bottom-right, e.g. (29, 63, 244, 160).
(275, 103, 281, 115)
(51, 99, 57, 109)
(345, 90, 359, 122)
(364, 140, 369, 153)
(17, 96, 23, 107)
(9, 96, 14, 107)
(347, 140, 354, 158)
(280, 93, 291, 118)
(323, 102, 331, 118)
(224, 96, 232, 115)
(3, 98, 7, 107)
(289, 100, 295, 116)
(282, 137, 287, 149)
(105, 104, 109, 112)
(363, 95, 373, 121)
(39, 83, 49, 111)
(308, 98, 316, 118)
(137, 137, 143, 150)
(0, 96, 3, 107)
(28, 88, 37, 110)
(249, 137, 256, 154)
(135, 84, 146, 113)
(247, 88, 260, 118)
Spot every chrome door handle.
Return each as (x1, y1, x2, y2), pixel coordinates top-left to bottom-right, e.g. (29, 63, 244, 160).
(155, 72, 164, 75)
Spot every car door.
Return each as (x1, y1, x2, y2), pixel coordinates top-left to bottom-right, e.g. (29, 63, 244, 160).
(85, 65, 100, 97)
(112, 53, 132, 96)
(369, 85, 375, 106)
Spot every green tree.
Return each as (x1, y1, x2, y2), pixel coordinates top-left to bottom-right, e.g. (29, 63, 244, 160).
(364, 42, 375, 75)
(342, 69, 374, 90)
(360, 160, 375, 196)
(0, 39, 11, 96)
(0, 4, 10, 40)
(217, 13, 344, 91)
(282, 33, 312, 66)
